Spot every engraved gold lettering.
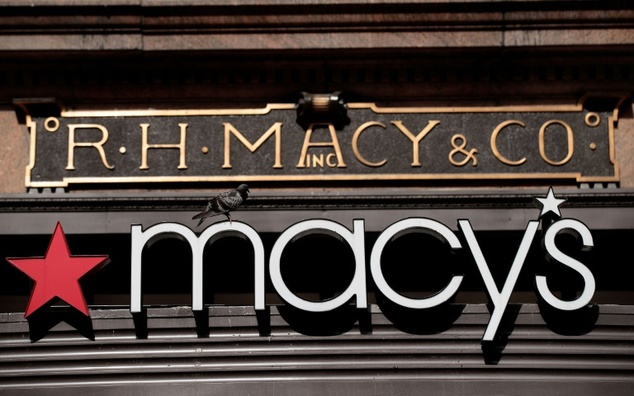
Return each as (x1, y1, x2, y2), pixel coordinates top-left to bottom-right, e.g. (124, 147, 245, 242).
(308, 153, 339, 168)
(490, 120, 526, 166)
(449, 134, 478, 167)
(391, 120, 440, 167)
(326, 153, 338, 168)
(223, 122, 283, 169)
(66, 124, 114, 171)
(352, 121, 388, 167)
(139, 123, 188, 170)
(296, 124, 346, 168)
(539, 120, 574, 166)
(312, 154, 324, 168)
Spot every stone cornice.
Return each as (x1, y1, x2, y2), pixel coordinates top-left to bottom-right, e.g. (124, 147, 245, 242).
(0, 0, 633, 52)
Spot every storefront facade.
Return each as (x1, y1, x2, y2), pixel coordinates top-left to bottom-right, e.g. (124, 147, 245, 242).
(0, 1, 633, 394)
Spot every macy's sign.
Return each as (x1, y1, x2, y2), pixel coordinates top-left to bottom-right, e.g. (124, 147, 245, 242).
(130, 189, 593, 342)
(6, 188, 593, 343)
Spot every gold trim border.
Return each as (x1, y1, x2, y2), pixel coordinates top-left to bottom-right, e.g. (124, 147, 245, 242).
(62, 104, 297, 118)
(25, 172, 621, 189)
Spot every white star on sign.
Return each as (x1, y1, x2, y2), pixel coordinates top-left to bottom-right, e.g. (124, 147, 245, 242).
(536, 187, 566, 218)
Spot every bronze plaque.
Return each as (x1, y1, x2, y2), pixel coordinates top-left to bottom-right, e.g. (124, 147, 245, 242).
(17, 95, 624, 188)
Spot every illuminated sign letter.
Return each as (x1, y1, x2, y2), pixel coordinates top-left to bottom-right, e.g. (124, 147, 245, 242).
(459, 219, 539, 342)
(536, 218, 595, 310)
(370, 218, 463, 308)
(269, 219, 367, 312)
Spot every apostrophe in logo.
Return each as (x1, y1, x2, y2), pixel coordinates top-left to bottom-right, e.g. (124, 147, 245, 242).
(6, 222, 110, 317)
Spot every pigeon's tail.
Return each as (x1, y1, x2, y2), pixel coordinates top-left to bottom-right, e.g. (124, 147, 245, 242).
(192, 211, 206, 220)
(192, 210, 209, 227)
(192, 210, 222, 227)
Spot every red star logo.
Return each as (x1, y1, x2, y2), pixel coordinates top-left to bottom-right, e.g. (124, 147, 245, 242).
(6, 222, 110, 317)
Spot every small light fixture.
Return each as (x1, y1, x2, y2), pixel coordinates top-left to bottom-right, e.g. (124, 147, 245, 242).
(296, 91, 350, 130)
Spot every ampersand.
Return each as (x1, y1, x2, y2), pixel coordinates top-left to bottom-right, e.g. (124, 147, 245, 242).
(449, 134, 478, 167)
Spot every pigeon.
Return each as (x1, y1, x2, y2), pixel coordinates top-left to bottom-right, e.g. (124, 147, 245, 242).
(192, 184, 250, 226)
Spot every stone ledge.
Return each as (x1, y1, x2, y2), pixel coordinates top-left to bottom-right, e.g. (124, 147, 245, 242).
(0, 0, 633, 52)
